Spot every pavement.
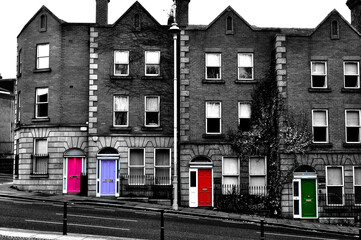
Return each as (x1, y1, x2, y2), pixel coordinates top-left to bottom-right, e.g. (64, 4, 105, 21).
(0, 178, 359, 239)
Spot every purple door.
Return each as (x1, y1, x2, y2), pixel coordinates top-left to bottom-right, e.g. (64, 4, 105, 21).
(100, 160, 116, 196)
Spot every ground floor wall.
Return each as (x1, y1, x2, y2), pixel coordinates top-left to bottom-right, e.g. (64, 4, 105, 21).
(280, 151, 361, 219)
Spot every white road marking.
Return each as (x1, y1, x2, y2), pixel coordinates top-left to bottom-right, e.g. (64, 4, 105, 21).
(256, 231, 342, 240)
(25, 219, 130, 231)
(134, 211, 157, 216)
(55, 213, 138, 222)
(165, 213, 200, 220)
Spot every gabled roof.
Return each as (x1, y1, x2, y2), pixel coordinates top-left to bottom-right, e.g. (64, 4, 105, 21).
(206, 6, 254, 31)
(310, 9, 361, 37)
(17, 5, 66, 38)
(112, 1, 162, 27)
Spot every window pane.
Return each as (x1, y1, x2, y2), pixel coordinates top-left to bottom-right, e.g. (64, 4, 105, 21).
(312, 76, 326, 88)
(35, 139, 47, 155)
(355, 167, 361, 185)
(327, 186, 343, 205)
(130, 149, 144, 166)
(206, 54, 220, 66)
(115, 51, 129, 64)
(293, 181, 299, 197)
(37, 58, 49, 69)
(294, 200, 299, 215)
(37, 88, 48, 103)
(249, 157, 266, 175)
(206, 102, 220, 118)
(37, 103, 48, 117)
(114, 96, 128, 111)
(347, 127, 359, 142)
(155, 149, 170, 166)
(239, 67, 252, 79)
(146, 97, 159, 111)
(238, 54, 252, 67)
(34, 157, 48, 174)
(190, 171, 196, 187)
(206, 67, 220, 79)
(313, 127, 327, 142)
(345, 76, 359, 88)
(226, 17, 232, 31)
(146, 51, 160, 64)
(327, 167, 342, 185)
(37, 44, 49, 57)
(239, 119, 251, 131)
(356, 186, 361, 204)
(313, 111, 326, 126)
(146, 65, 160, 75)
(249, 176, 266, 195)
(115, 112, 127, 126)
(155, 168, 170, 184)
(312, 62, 326, 74)
(129, 168, 144, 185)
(146, 112, 159, 125)
(239, 104, 251, 118)
(345, 62, 358, 75)
(223, 157, 238, 175)
(115, 64, 128, 75)
(207, 118, 220, 133)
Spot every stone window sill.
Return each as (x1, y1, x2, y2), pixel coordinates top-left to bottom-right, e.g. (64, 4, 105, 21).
(141, 76, 163, 80)
(341, 88, 361, 93)
(343, 142, 361, 148)
(33, 68, 51, 73)
(234, 80, 256, 84)
(202, 133, 225, 139)
(32, 117, 50, 122)
(109, 126, 132, 132)
(308, 88, 332, 93)
(202, 79, 225, 84)
(30, 174, 49, 178)
(311, 143, 333, 149)
(110, 75, 134, 80)
(141, 126, 163, 131)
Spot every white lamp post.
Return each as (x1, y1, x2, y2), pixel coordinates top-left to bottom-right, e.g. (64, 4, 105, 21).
(169, 22, 180, 211)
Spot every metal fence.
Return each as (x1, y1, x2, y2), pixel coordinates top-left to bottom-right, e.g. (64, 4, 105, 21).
(216, 184, 268, 196)
(318, 193, 361, 218)
(119, 175, 172, 200)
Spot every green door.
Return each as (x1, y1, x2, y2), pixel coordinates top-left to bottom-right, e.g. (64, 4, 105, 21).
(301, 179, 317, 218)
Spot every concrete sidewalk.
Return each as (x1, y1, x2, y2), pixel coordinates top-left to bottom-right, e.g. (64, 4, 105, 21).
(0, 182, 359, 239)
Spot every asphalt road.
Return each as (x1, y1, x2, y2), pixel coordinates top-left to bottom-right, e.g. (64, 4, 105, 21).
(0, 196, 357, 240)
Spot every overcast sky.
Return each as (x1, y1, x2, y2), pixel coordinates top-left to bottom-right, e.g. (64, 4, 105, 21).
(0, 0, 352, 79)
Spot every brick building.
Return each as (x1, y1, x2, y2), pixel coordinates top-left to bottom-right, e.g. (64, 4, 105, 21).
(14, 0, 361, 221)
(0, 78, 15, 174)
(15, 0, 174, 198)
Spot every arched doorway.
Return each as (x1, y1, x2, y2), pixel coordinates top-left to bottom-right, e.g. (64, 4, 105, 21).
(189, 156, 213, 207)
(63, 148, 86, 194)
(293, 165, 318, 219)
(96, 147, 120, 197)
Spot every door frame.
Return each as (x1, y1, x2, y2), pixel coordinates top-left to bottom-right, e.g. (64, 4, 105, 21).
(189, 166, 214, 207)
(293, 175, 318, 219)
(96, 154, 120, 197)
(63, 156, 86, 194)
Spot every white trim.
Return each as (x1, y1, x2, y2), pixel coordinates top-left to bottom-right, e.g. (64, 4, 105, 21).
(292, 177, 319, 219)
(237, 53, 254, 80)
(113, 95, 129, 127)
(344, 61, 360, 89)
(205, 101, 222, 134)
(205, 53, 221, 80)
(310, 61, 327, 88)
(248, 156, 267, 195)
(153, 148, 171, 185)
(63, 157, 86, 194)
(189, 169, 198, 207)
(312, 109, 329, 143)
(325, 166, 344, 206)
(353, 166, 361, 206)
(128, 148, 145, 185)
(144, 96, 160, 127)
(222, 156, 240, 188)
(345, 109, 361, 143)
(35, 88, 49, 119)
(292, 179, 301, 219)
(96, 159, 119, 197)
(145, 51, 160, 76)
(114, 50, 129, 76)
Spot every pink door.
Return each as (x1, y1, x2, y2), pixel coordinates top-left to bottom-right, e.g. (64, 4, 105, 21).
(198, 169, 212, 206)
(67, 157, 82, 193)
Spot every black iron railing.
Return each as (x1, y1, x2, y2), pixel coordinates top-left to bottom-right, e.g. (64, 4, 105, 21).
(119, 175, 172, 199)
(318, 193, 361, 217)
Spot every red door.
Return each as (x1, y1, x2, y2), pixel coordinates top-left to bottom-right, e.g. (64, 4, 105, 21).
(67, 157, 82, 193)
(198, 169, 212, 206)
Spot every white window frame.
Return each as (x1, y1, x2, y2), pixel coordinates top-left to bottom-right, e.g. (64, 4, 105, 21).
(345, 109, 361, 143)
(114, 50, 129, 76)
(128, 148, 145, 185)
(145, 51, 160, 76)
(113, 95, 129, 127)
(154, 148, 171, 185)
(33, 138, 48, 175)
(238, 53, 254, 80)
(326, 166, 344, 206)
(354, 166, 361, 206)
(35, 88, 48, 118)
(205, 53, 221, 80)
(222, 157, 240, 195)
(293, 179, 301, 218)
(144, 96, 160, 127)
(312, 109, 329, 143)
(249, 156, 267, 195)
(344, 61, 360, 89)
(311, 61, 327, 88)
(205, 101, 222, 134)
(238, 102, 251, 131)
(36, 43, 49, 69)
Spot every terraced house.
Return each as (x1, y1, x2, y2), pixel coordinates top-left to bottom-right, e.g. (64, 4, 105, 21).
(13, 0, 361, 222)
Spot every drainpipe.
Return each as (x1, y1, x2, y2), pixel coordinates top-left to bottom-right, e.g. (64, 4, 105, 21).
(169, 22, 180, 211)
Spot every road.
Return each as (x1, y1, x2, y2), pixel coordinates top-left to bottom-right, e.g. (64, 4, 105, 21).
(0, 196, 357, 240)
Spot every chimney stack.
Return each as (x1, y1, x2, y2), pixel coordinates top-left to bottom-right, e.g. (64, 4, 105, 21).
(174, 0, 190, 27)
(96, 0, 110, 25)
(347, 0, 361, 32)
